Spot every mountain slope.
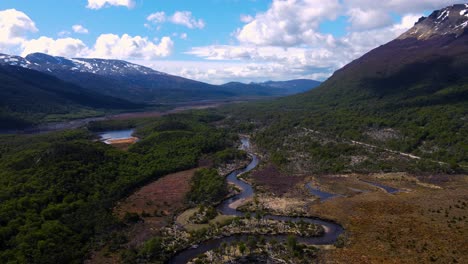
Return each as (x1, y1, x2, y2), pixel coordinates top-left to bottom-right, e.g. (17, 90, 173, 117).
(257, 79, 322, 94)
(228, 4, 468, 168)
(221, 79, 321, 97)
(0, 65, 140, 129)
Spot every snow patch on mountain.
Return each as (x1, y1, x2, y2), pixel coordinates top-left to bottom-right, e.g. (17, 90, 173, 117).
(0, 53, 167, 77)
(399, 4, 468, 40)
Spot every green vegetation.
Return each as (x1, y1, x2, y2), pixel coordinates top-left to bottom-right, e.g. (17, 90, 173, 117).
(0, 112, 235, 263)
(188, 205, 219, 224)
(213, 148, 248, 166)
(187, 168, 227, 205)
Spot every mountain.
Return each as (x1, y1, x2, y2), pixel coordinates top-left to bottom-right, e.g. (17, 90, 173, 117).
(0, 65, 140, 129)
(256, 79, 321, 94)
(0, 53, 320, 104)
(231, 4, 468, 167)
(0, 53, 235, 103)
(221, 79, 321, 97)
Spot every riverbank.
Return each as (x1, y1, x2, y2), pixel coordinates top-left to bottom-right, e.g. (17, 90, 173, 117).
(166, 138, 344, 263)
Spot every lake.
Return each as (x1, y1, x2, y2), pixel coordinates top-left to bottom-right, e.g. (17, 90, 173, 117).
(98, 129, 135, 144)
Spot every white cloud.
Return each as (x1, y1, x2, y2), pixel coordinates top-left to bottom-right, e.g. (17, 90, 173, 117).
(180, 33, 188, 40)
(58, 30, 71, 37)
(135, 59, 327, 84)
(347, 8, 393, 30)
(0, 9, 37, 47)
(72, 24, 89, 34)
(170, 11, 205, 29)
(18, 33, 173, 61)
(21, 37, 88, 57)
(147, 12, 166, 23)
(89, 34, 174, 59)
(186, 13, 421, 83)
(343, 0, 463, 14)
(236, 0, 341, 46)
(86, 0, 135, 10)
(147, 11, 205, 29)
(240, 14, 254, 23)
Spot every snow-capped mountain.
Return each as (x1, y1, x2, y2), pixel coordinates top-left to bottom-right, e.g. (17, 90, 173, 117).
(0, 52, 318, 104)
(399, 3, 468, 40)
(0, 52, 164, 76)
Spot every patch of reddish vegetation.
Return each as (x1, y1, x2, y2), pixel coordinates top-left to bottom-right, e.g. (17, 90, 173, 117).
(251, 164, 305, 196)
(113, 168, 198, 246)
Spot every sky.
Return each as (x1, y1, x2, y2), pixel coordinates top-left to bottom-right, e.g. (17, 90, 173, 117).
(0, 0, 465, 84)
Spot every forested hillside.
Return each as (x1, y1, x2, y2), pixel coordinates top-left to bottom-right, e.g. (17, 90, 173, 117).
(221, 8, 468, 170)
(0, 112, 235, 263)
(0, 65, 140, 129)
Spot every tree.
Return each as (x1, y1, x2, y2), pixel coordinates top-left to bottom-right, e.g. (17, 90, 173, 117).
(238, 242, 247, 256)
(287, 235, 297, 252)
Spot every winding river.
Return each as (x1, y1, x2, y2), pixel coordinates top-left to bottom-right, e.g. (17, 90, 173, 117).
(168, 138, 344, 263)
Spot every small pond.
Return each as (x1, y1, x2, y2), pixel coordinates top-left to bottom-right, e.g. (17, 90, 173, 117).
(98, 129, 135, 144)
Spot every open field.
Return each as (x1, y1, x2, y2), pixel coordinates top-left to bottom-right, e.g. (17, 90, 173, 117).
(251, 164, 306, 195)
(114, 167, 198, 224)
(310, 174, 468, 263)
(245, 169, 468, 263)
(106, 137, 139, 150)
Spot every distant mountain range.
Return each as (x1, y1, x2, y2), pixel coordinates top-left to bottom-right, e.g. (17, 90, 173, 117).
(0, 52, 320, 129)
(0, 52, 320, 104)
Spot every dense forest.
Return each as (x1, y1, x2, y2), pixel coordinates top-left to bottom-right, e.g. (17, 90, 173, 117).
(0, 112, 236, 263)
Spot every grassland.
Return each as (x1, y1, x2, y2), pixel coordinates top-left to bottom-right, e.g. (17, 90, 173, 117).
(241, 168, 468, 263)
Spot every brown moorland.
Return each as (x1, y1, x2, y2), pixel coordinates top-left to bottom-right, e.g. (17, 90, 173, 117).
(309, 174, 468, 263)
(245, 170, 467, 263)
(251, 164, 305, 196)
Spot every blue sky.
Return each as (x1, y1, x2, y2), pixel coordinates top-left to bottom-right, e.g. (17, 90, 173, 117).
(0, 0, 464, 84)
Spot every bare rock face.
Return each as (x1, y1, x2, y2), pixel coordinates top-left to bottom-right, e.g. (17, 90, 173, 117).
(399, 4, 468, 40)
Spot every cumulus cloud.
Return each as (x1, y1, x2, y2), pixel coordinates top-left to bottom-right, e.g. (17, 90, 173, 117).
(171, 11, 205, 29)
(0, 9, 38, 47)
(187, 13, 421, 83)
(135, 59, 325, 84)
(72, 25, 89, 34)
(21, 37, 88, 57)
(177, 0, 456, 83)
(347, 8, 393, 30)
(147, 11, 205, 29)
(19, 34, 173, 60)
(236, 0, 341, 46)
(147, 12, 166, 23)
(89, 34, 174, 59)
(86, 0, 135, 10)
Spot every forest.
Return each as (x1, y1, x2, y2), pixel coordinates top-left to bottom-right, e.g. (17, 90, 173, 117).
(0, 112, 236, 263)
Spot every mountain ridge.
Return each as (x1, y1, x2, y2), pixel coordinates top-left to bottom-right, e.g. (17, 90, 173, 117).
(0, 53, 321, 104)
(399, 4, 468, 40)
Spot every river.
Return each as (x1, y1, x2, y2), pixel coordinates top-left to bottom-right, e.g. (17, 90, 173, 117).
(168, 138, 344, 263)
